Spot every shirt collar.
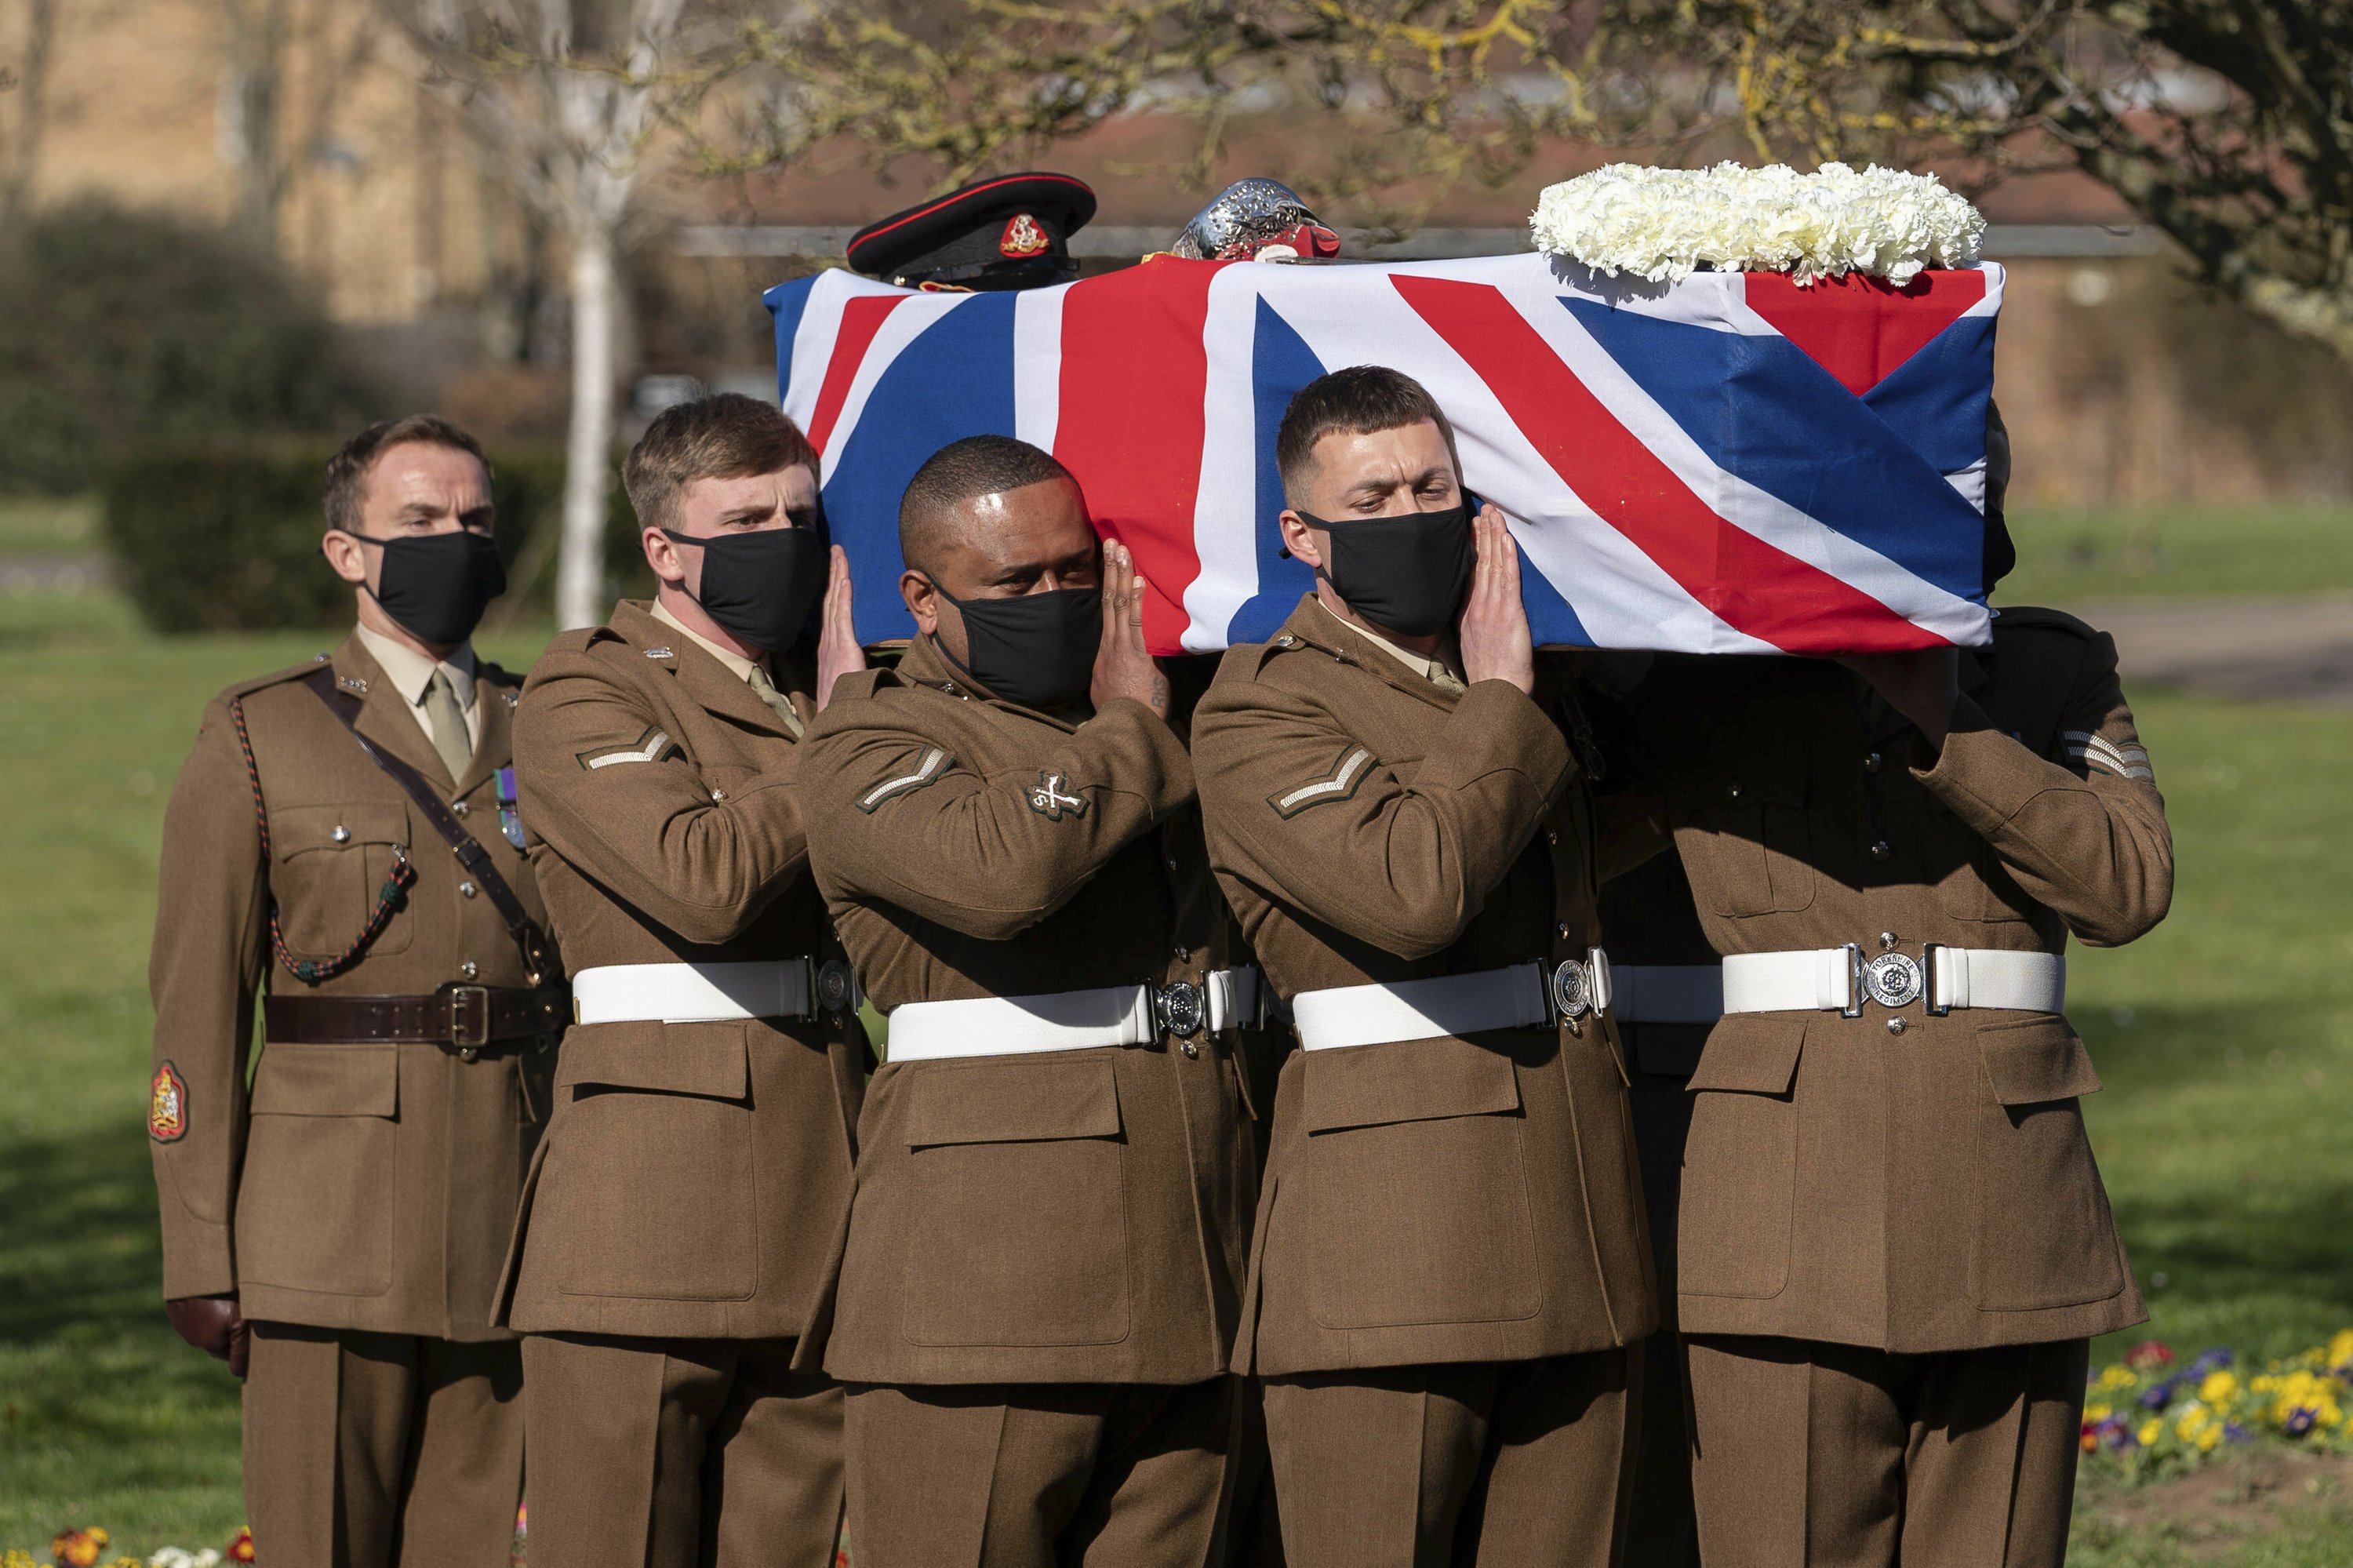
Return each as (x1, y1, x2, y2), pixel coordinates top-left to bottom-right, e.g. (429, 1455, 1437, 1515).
(651, 597, 764, 685)
(353, 620, 476, 711)
(1317, 600, 1466, 692)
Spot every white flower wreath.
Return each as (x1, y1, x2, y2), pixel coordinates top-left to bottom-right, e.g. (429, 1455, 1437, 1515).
(1529, 162, 1986, 287)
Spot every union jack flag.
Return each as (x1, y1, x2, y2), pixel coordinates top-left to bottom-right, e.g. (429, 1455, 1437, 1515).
(765, 253, 2002, 656)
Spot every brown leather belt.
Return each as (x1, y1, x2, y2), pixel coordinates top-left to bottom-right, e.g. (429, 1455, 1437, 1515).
(264, 984, 569, 1055)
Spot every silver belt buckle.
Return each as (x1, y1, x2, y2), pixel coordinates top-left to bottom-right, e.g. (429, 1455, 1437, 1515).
(1921, 944, 1950, 1016)
(814, 959, 858, 1019)
(1551, 957, 1594, 1021)
(1155, 980, 1206, 1039)
(1861, 950, 1924, 1009)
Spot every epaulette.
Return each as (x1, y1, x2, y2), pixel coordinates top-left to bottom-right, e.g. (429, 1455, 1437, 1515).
(831, 668, 896, 706)
(1990, 605, 2102, 642)
(1218, 635, 1303, 685)
(211, 657, 336, 707)
(478, 658, 524, 689)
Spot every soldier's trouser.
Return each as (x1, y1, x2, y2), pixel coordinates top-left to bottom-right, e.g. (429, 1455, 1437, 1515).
(842, 1375, 1238, 1568)
(242, 1321, 522, 1568)
(1260, 1346, 1638, 1568)
(1624, 1059, 1700, 1568)
(1686, 1335, 2092, 1568)
(520, 1332, 842, 1568)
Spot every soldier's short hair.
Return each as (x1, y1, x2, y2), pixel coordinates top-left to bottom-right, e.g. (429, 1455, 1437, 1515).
(624, 393, 820, 535)
(898, 435, 1078, 575)
(1275, 366, 1462, 508)
(324, 415, 491, 535)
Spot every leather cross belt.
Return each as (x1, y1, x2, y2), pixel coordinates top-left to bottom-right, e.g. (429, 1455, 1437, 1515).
(264, 983, 569, 1053)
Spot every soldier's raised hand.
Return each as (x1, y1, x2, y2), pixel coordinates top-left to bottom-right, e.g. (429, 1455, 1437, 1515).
(1459, 504, 1535, 695)
(816, 545, 865, 713)
(1091, 540, 1172, 720)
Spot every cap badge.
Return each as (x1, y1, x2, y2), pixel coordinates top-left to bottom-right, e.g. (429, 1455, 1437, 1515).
(1000, 213, 1049, 259)
(149, 1060, 188, 1143)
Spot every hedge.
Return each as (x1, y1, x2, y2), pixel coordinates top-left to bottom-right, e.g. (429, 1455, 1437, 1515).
(102, 442, 650, 635)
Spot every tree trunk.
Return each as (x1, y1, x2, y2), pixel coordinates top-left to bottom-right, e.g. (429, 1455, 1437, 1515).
(556, 219, 620, 631)
(2, 0, 58, 224)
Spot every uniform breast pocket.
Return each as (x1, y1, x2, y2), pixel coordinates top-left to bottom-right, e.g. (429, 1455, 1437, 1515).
(1680, 777, 1816, 919)
(236, 1042, 399, 1296)
(1297, 1038, 1538, 1330)
(1677, 1016, 1805, 1300)
(270, 802, 413, 959)
(1969, 1016, 2125, 1312)
(898, 1060, 1130, 1348)
(544, 1021, 758, 1301)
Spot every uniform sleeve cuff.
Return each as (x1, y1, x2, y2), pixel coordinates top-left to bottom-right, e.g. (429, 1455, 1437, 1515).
(1910, 693, 2042, 834)
(1450, 680, 1574, 794)
(160, 1223, 238, 1301)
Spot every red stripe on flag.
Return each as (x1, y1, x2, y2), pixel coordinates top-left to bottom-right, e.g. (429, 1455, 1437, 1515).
(1740, 271, 1987, 396)
(1392, 275, 1941, 653)
(1054, 258, 1224, 652)
(805, 294, 907, 457)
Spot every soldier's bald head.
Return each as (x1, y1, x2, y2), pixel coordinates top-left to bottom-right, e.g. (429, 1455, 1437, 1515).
(899, 436, 1079, 577)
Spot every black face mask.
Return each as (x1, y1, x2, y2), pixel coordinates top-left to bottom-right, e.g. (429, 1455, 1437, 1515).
(663, 526, 827, 652)
(934, 586, 1102, 709)
(1300, 500, 1475, 639)
(351, 529, 507, 646)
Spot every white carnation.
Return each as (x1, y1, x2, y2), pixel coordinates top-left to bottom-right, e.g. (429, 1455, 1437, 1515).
(1529, 162, 1984, 286)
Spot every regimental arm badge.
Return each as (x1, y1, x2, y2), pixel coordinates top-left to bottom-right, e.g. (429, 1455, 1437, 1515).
(149, 1060, 188, 1143)
(1000, 213, 1049, 258)
(1027, 769, 1088, 820)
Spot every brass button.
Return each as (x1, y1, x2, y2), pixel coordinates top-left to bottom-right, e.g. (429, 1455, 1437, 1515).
(460, 961, 478, 980)
(1556, 921, 1573, 940)
(1545, 828, 1560, 846)
(452, 800, 469, 817)
(1173, 945, 1188, 959)
(711, 789, 726, 802)
(1870, 840, 1892, 862)
(1165, 855, 1179, 872)
(460, 882, 478, 899)
(1727, 781, 1743, 800)
(1886, 1016, 1907, 1035)
(1180, 1040, 1199, 1059)
(1879, 931, 1899, 951)
(1865, 751, 1884, 774)
(331, 825, 351, 844)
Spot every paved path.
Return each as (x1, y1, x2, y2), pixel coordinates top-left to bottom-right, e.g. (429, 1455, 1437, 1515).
(2072, 596, 2353, 707)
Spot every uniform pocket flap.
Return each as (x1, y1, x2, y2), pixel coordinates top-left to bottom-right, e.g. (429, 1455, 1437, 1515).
(1979, 1017, 2102, 1105)
(250, 1042, 398, 1117)
(1302, 1036, 1521, 1133)
(273, 802, 409, 860)
(558, 1021, 750, 1100)
(1687, 1016, 1806, 1096)
(907, 1058, 1122, 1146)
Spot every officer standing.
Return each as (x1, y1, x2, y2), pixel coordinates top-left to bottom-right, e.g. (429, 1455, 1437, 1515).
(796, 435, 1258, 1567)
(149, 416, 562, 1567)
(499, 394, 867, 1566)
(1631, 411, 2173, 1566)
(1190, 367, 1655, 1566)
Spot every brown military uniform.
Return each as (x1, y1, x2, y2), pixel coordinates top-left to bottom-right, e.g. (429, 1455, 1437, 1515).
(149, 632, 556, 1568)
(796, 635, 1257, 1568)
(500, 601, 865, 1568)
(1631, 608, 2171, 1567)
(1191, 597, 1656, 1568)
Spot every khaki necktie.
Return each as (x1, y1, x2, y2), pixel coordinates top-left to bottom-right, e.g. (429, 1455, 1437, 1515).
(422, 668, 474, 782)
(745, 664, 805, 739)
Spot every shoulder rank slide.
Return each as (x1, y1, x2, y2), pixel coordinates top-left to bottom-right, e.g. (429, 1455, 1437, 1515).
(1269, 745, 1374, 818)
(857, 747, 953, 813)
(577, 727, 678, 770)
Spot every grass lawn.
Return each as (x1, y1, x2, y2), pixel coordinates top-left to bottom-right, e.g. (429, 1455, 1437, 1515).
(2, 579, 2349, 1559)
(2002, 502, 2353, 605)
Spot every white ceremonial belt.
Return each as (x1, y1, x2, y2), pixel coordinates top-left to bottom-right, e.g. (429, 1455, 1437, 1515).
(886, 968, 1262, 1063)
(573, 959, 815, 1025)
(1293, 952, 1613, 1052)
(1609, 965, 1726, 1025)
(1720, 946, 2065, 1017)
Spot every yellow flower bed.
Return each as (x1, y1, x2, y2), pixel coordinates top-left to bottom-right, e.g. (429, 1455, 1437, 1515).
(2082, 1330, 2353, 1479)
